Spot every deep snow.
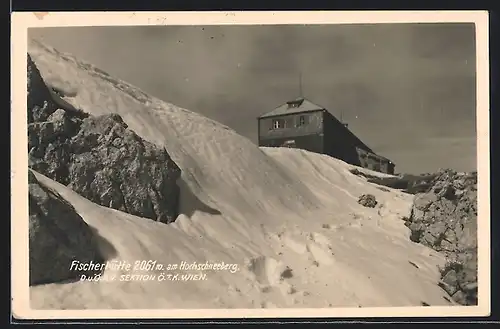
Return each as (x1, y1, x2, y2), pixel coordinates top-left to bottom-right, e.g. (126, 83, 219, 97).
(26, 38, 454, 310)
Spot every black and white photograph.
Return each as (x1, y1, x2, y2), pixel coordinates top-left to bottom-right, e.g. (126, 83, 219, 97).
(11, 11, 490, 319)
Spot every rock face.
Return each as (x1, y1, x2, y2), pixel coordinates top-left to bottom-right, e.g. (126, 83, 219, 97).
(404, 169, 478, 305)
(27, 54, 58, 123)
(358, 194, 378, 208)
(27, 54, 182, 223)
(29, 170, 104, 285)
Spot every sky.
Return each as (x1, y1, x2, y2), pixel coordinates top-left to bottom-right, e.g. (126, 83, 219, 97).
(28, 23, 478, 174)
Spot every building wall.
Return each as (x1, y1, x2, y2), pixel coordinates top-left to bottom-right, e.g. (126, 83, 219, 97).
(258, 134, 324, 154)
(258, 110, 323, 141)
(380, 163, 394, 175)
(356, 147, 395, 175)
(322, 112, 395, 174)
(322, 111, 374, 167)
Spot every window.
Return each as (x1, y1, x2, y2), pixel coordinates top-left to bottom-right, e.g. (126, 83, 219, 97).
(273, 119, 287, 129)
(286, 99, 304, 109)
(297, 115, 307, 126)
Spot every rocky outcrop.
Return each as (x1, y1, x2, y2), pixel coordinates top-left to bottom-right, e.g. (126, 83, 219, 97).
(358, 194, 378, 208)
(404, 169, 478, 305)
(27, 54, 182, 223)
(27, 54, 59, 124)
(29, 170, 103, 285)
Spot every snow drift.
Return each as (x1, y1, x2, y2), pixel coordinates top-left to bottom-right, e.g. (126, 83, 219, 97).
(26, 38, 455, 310)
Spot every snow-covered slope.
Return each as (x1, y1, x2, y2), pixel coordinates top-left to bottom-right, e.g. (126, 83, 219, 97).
(27, 38, 454, 310)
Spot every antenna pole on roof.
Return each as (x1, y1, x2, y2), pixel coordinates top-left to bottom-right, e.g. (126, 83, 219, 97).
(299, 72, 303, 98)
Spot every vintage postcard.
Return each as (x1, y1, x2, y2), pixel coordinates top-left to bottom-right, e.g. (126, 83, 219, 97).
(11, 11, 490, 320)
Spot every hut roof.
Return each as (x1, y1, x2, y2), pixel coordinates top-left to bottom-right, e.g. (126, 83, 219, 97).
(258, 97, 326, 119)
